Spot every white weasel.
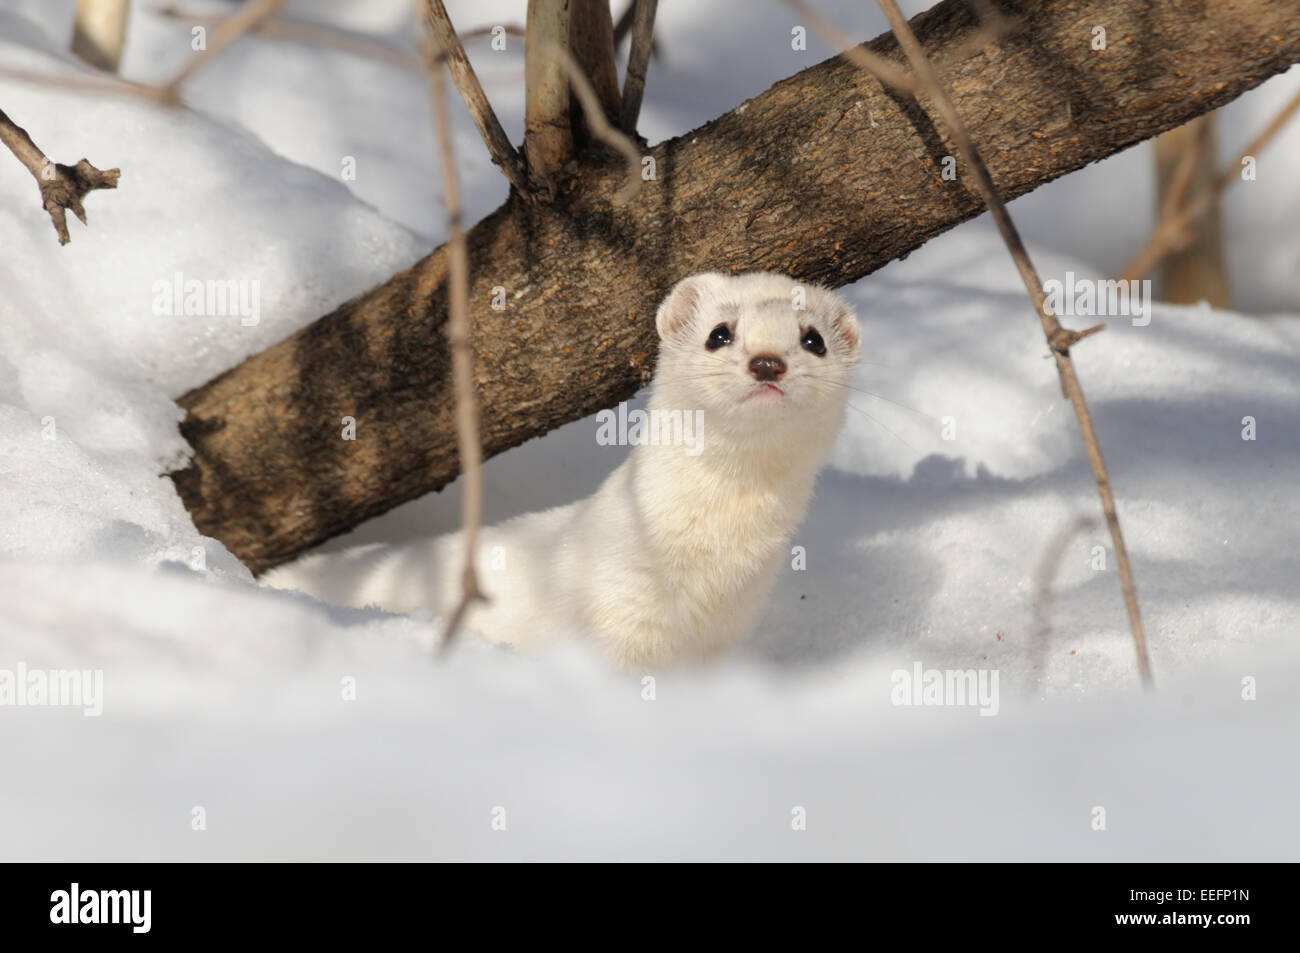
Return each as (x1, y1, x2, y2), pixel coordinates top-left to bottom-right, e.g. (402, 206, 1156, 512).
(262, 272, 861, 667)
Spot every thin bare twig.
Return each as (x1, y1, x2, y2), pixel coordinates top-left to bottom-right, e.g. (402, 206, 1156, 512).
(3, 0, 306, 110)
(785, 0, 1018, 97)
(10, 1, 398, 106)
(158, 0, 287, 102)
(619, 0, 657, 134)
(159, 4, 420, 72)
(0, 65, 166, 101)
(0, 107, 119, 244)
(870, 0, 1153, 685)
(613, 0, 659, 59)
(419, 9, 486, 653)
(1120, 89, 1300, 283)
(424, 0, 528, 194)
(785, 0, 918, 94)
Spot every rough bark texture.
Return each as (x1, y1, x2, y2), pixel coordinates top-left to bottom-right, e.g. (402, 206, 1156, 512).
(172, 0, 1300, 574)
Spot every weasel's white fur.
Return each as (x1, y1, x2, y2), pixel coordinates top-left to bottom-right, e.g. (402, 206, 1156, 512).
(262, 272, 860, 667)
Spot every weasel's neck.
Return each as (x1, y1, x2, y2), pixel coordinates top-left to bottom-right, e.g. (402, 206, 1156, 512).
(636, 407, 830, 507)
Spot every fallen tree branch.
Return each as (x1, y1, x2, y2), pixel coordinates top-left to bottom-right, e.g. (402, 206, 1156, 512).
(873, 0, 1152, 685)
(168, 0, 1300, 575)
(0, 107, 119, 244)
(420, 3, 485, 653)
(424, 0, 528, 194)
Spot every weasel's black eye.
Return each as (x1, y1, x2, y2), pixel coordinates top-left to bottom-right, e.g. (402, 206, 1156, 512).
(801, 328, 827, 356)
(706, 324, 732, 350)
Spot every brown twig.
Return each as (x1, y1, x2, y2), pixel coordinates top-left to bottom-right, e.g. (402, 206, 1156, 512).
(3, 0, 308, 109)
(1120, 89, 1300, 283)
(619, 0, 657, 134)
(159, 4, 421, 72)
(868, 0, 1152, 685)
(613, 0, 659, 59)
(786, 0, 1017, 96)
(0, 65, 167, 101)
(424, 0, 528, 194)
(419, 8, 486, 654)
(0, 107, 119, 244)
(785, 0, 918, 94)
(157, 0, 287, 102)
(9, 1, 401, 106)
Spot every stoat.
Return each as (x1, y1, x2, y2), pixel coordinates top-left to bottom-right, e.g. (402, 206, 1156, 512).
(262, 271, 861, 668)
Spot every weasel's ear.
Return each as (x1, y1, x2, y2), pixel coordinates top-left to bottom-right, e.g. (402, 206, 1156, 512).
(655, 274, 716, 343)
(832, 302, 863, 356)
(828, 300, 861, 357)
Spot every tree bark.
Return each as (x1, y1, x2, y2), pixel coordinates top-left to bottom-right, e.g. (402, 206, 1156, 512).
(171, 0, 1300, 574)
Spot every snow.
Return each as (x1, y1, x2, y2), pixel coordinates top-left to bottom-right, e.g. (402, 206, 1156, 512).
(0, 0, 1297, 860)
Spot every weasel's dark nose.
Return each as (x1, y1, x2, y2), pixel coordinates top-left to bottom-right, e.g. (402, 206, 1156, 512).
(748, 355, 787, 382)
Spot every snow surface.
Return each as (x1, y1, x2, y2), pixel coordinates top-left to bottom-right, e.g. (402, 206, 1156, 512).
(0, 0, 1297, 860)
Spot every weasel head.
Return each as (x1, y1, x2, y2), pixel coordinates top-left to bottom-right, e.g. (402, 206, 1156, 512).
(652, 271, 860, 440)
